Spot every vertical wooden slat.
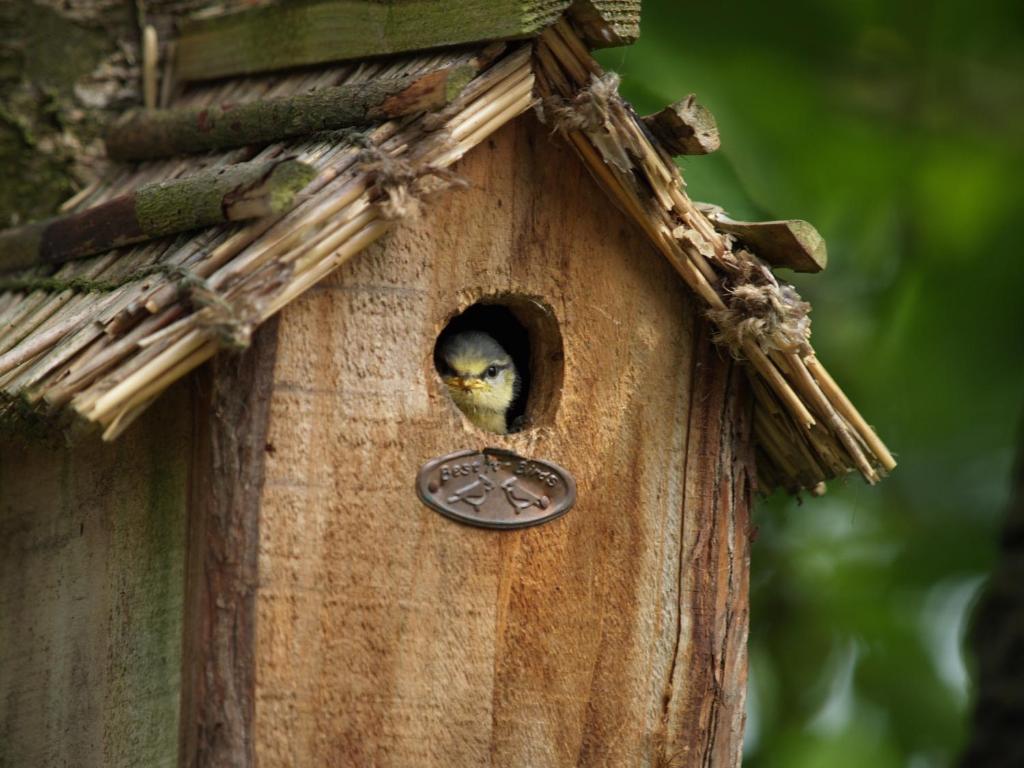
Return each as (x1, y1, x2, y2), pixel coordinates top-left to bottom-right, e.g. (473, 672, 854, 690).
(657, 320, 754, 765)
(179, 319, 280, 768)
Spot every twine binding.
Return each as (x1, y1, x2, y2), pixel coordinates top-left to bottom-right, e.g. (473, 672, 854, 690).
(358, 143, 469, 220)
(708, 255, 812, 358)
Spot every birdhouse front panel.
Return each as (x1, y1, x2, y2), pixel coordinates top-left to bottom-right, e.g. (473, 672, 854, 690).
(251, 115, 753, 766)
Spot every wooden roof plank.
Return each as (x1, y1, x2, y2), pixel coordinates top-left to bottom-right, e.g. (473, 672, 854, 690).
(175, 0, 641, 82)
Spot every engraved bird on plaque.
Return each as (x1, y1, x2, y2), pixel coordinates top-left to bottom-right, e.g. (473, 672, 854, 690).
(446, 474, 496, 509)
(500, 477, 549, 512)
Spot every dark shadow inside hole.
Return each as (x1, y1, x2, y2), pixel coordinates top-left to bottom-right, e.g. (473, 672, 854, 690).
(434, 304, 531, 432)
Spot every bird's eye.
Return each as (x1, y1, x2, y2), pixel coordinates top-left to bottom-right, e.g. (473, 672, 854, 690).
(485, 365, 498, 378)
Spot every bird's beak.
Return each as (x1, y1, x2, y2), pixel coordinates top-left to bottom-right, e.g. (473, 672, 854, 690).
(445, 376, 484, 392)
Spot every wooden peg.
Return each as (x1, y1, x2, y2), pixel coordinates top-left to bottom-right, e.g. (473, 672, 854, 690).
(642, 95, 720, 156)
(708, 213, 828, 273)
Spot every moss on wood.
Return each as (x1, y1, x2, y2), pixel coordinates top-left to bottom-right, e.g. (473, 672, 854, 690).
(106, 64, 475, 161)
(0, 0, 135, 225)
(0, 159, 315, 272)
(0, 385, 191, 767)
(0, 391, 72, 444)
(176, 0, 641, 82)
(133, 158, 316, 234)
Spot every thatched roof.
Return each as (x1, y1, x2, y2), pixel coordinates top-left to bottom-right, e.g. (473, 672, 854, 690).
(0, 2, 893, 493)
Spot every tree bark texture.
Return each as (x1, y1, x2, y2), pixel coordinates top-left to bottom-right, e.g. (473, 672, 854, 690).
(0, 159, 315, 271)
(179, 319, 280, 768)
(105, 65, 476, 161)
(0, 0, 139, 226)
(960, 418, 1024, 768)
(249, 115, 753, 767)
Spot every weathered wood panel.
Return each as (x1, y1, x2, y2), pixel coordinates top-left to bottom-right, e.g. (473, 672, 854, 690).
(179, 319, 279, 768)
(253, 115, 753, 766)
(0, 384, 190, 768)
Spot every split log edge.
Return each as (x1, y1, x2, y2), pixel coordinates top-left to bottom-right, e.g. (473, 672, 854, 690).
(0, 158, 315, 274)
(709, 214, 828, 273)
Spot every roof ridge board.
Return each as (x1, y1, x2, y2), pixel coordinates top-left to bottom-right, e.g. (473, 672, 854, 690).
(174, 0, 640, 82)
(568, 1, 641, 46)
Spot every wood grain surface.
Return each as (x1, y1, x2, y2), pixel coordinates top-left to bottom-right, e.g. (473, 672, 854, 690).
(0, 384, 190, 768)
(179, 319, 280, 768)
(253, 115, 753, 767)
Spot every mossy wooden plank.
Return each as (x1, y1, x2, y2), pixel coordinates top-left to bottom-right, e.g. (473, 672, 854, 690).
(176, 0, 641, 81)
(0, 384, 191, 768)
(569, 0, 641, 46)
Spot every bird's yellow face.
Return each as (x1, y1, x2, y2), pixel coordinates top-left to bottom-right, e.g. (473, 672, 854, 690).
(439, 331, 519, 434)
(443, 356, 516, 413)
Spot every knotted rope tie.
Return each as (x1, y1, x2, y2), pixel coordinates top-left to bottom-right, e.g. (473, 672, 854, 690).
(539, 74, 811, 361)
(358, 144, 468, 220)
(165, 262, 289, 351)
(538, 73, 644, 172)
(707, 257, 812, 358)
(179, 275, 257, 351)
(538, 72, 621, 133)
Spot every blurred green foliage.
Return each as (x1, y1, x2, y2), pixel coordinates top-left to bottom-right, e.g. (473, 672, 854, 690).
(598, 2, 1024, 765)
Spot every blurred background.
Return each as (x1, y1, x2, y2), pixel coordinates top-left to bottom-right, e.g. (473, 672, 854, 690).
(599, 2, 1024, 766)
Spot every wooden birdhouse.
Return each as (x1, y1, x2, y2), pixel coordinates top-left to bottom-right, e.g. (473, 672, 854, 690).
(0, 2, 894, 766)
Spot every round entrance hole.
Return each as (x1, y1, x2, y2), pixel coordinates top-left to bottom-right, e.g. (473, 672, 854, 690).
(434, 296, 564, 434)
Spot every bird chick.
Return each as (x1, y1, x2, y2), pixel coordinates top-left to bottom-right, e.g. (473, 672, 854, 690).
(438, 330, 519, 434)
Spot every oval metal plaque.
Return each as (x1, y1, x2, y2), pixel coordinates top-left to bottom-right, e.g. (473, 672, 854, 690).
(416, 448, 576, 530)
